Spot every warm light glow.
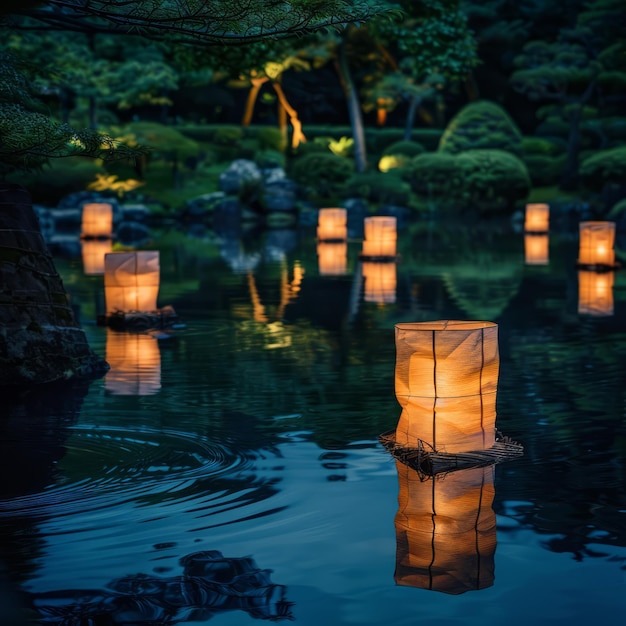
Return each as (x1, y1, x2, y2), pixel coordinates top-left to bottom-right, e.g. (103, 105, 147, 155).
(104, 251, 160, 313)
(394, 320, 499, 453)
(81, 202, 113, 239)
(524, 203, 549, 233)
(318, 241, 348, 276)
(578, 221, 615, 267)
(362, 216, 397, 258)
(395, 461, 496, 595)
(524, 234, 549, 265)
(378, 155, 404, 172)
(317, 208, 347, 242)
(105, 329, 161, 395)
(578, 270, 614, 316)
(81, 238, 113, 276)
(362, 261, 396, 304)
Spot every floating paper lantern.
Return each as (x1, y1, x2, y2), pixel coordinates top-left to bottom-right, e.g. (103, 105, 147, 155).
(317, 241, 348, 276)
(361, 216, 397, 259)
(105, 329, 161, 395)
(81, 238, 113, 276)
(578, 269, 614, 316)
(577, 221, 616, 268)
(317, 208, 347, 242)
(104, 251, 160, 313)
(394, 320, 499, 454)
(395, 461, 496, 595)
(362, 261, 396, 304)
(524, 203, 549, 233)
(524, 234, 549, 265)
(81, 202, 113, 239)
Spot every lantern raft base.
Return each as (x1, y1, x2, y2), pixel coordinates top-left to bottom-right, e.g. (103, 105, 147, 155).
(379, 430, 523, 477)
(575, 261, 621, 272)
(97, 305, 185, 331)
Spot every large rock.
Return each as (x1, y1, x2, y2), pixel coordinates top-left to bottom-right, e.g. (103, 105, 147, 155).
(0, 184, 108, 387)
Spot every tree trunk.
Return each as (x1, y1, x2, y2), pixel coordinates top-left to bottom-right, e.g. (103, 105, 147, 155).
(271, 82, 305, 149)
(403, 94, 422, 141)
(241, 76, 269, 127)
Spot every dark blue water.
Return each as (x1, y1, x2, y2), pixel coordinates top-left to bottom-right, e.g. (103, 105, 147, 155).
(1, 219, 625, 625)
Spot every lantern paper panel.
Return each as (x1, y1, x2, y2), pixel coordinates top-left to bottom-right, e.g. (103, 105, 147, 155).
(105, 330, 161, 396)
(317, 208, 347, 242)
(578, 221, 615, 267)
(104, 251, 160, 313)
(318, 241, 348, 276)
(81, 238, 113, 276)
(395, 461, 496, 595)
(394, 321, 499, 453)
(524, 203, 549, 233)
(524, 234, 549, 265)
(578, 270, 614, 316)
(81, 202, 113, 239)
(362, 261, 396, 304)
(361, 216, 397, 258)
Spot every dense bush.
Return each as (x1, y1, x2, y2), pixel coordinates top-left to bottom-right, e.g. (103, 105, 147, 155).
(254, 149, 286, 169)
(402, 152, 461, 198)
(343, 171, 411, 206)
(521, 137, 564, 156)
(523, 154, 567, 186)
(289, 152, 354, 199)
(580, 146, 626, 190)
(382, 140, 426, 158)
(438, 100, 524, 156)
(257, 126, 287, 152)
(212, 125, 244, 145)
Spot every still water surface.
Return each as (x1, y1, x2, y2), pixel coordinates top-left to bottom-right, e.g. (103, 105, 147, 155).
(1, 218, 625, 625)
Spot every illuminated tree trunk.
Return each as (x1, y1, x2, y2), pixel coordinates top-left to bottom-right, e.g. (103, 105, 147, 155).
(241, 76, 269, 127)
(271, 81, 306, 149)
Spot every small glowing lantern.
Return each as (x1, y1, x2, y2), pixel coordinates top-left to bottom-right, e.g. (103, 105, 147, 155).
(577, 221, 616, 268)
(317, 207, 347, 242)
(317, 241, 348, 276)
(105, 329, 161, 395)
(578, 270, 614, 316)
(394, 320, 499, 454)
(524, 234, 549, 265)
(81, 238, 113, 276)
(104, 251, 160, 313)
(81, 202, 113, 239)
(362, 261, 396, 304)
(361, 216, 397, 259)
(395, 461, 496, 595)
(524, 203, 549, 233)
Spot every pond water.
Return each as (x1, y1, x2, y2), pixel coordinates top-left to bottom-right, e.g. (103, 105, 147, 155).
(1, 217, 626, 625)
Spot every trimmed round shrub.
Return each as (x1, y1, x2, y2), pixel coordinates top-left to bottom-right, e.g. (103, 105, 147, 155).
(521, 137, 565, 156)
(402, 152, 461, 198)
(290, 152, 354, 198)
(257, 126, 287, 152)
(523, 154, 567, 186)
(213, 126, 244, 145)
(254, 149, 286, 169)
(580, 146, 626, 190)
(382, 140, 426, 158)
(438, 100, 524, 156)
(343, 171, 411, 206)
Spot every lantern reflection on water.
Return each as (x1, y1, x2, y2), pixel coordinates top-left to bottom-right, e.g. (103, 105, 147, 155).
(524, 203, 549, 233)
(395, 461, 496, 595)
(104, 251, 160, 313)
(362, 261, 396, 304)
(81, 202, 113, 239)
(317, 207, 347, 242)
(81, 238, 113, 276)
(577, 221, 616, 268)
(317, 241, 348, 276)
(578, 269, 614, 316)
(104, 330, 161, 395)
(361, 216, 397, 259)
(524, 234, 549, 265)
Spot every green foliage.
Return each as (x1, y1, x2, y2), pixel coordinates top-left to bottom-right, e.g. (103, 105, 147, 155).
(402, 152, 460, 197)
(382, 140, 425, 157)
(521, 137, 565, 156)
(254, 149, 286, 169)
(256, 126, 287, 152)
(523, 154, 567, 186)
(121, 121, 200, 160)
(213, 126, 245, 145)
(580, 146, 626, 189)
(608, 198, 626, 219)
(290, 152, 355, 199)
(343, 171, 411, 206)
(438, 100, 524, 155)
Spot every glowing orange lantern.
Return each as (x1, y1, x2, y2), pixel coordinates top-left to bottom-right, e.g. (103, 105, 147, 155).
(81, 238, 113, 276)
(362, 261, 396, 304)
(524, 234, 549, 265)
(317, 207, 347, 242)
(577, 221, 616, 268)
(578, 270, 614, 316)
(81, 202, 113, 239)
(395, 461, 496, 594)
(105, 329, 161, 395)
(317, 241, 348, 276)
(361, 216, 397, 259)
(104, 251, 160, 313)
(394, 320, 499, 454)
(524, 203, 549, 233)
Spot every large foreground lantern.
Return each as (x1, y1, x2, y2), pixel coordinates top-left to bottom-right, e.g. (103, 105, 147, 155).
(577, 221, 616, 268)
(578, 269, 614, 316)
(362, 260, 396, 304)
(317, 207, 347, 242)
(394, 320, 499, 454)
(394, 461, 496, 594)
(317, 241, 348, 276)
(81, 202, 113, 239)
(104, 251, 160, 314)
(524, 234, 549, 266)
(81, 238, 113, 276)
(524, 203, 549, 233)
(361, 216, 397, 259)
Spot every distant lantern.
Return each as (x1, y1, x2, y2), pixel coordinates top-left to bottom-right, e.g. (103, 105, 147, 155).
(362, 261, 396, 304)
(524, 234, 549, 265)
(524, 203, 549, 233)
(81, 238, 113, 276)
(105, 329, 161, 395)
(578, 269, 614, 317)
(317, 207, 347, 242)
(81, 202, 113, 239)
(394, 320, 499, 454)
(318, 241, 348, 276)
(361, 216, 397, 259)
(578, 221, 616, 268)
(104, 251, 160, 313)
(394, 461, 496, 595)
